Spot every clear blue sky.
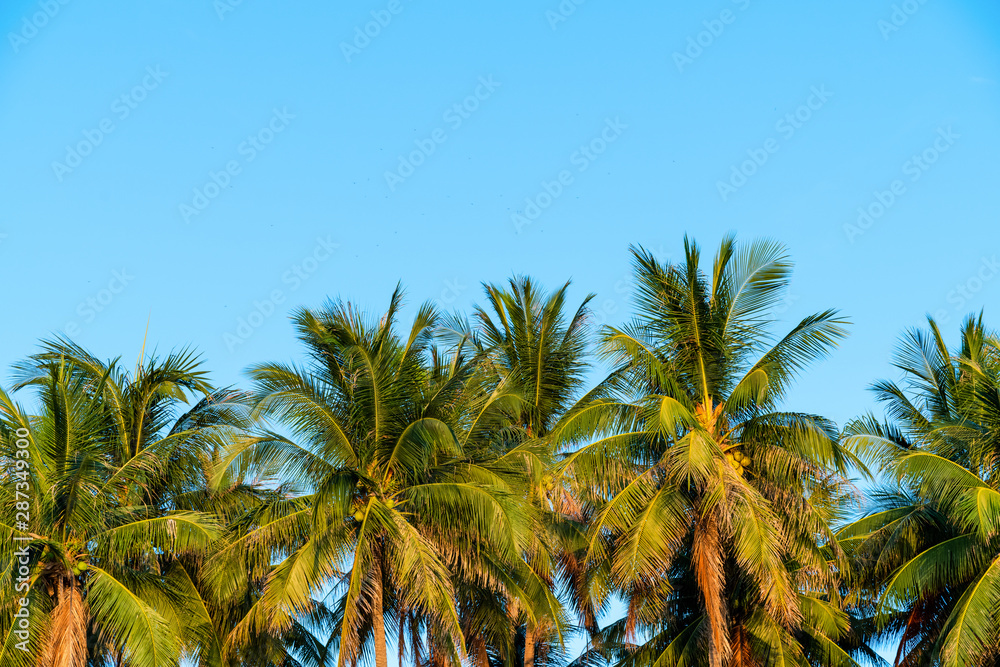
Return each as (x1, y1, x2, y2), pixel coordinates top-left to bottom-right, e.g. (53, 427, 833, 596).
(1, 0, 998, 661)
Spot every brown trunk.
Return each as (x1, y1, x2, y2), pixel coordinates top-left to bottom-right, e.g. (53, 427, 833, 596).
(523, 625, 535, 667)
(41, 577, 87, 667)
(373, 559, 388, 667)
(692, 510, 728, 667)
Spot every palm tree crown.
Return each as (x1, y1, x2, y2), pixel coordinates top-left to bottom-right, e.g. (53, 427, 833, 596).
(0, 341, 241, 667)
(553, 237, 862, 667)
(840, 315, 1000, 667)
(216, 288, 534, 667)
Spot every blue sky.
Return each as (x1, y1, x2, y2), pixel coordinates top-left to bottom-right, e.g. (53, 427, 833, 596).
(1, 0, 999, 661)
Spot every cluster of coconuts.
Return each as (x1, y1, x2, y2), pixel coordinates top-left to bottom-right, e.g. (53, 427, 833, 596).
(71, 561, 89, 576)
(724, 449, 751, 476)
(350, 497, 397, 522)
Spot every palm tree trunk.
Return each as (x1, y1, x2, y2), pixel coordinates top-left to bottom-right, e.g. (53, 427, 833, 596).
(523, 624, 535, 667)
(41, 577, 87, 667)
(692, 509, 727, 667)
(373, 559, 388, 667)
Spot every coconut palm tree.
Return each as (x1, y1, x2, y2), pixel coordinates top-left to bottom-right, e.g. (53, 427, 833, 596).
(467, 277, 593, 438)
(439, 277, 596, 667)
(172, 439, 338, 667)
(211, 288, 533, 667)
(551, 237, 865, 667)
(0, 340, 237, 667)
(838, 314, 1000, 667)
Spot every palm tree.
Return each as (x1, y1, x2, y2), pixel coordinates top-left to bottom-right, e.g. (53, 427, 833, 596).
(172, 432, 338, 667)
(467, 277, 593, 438)
(551, 237, 864, 667)
(440, 277, 596, 667)
(211, 288, 533, 667)
(0, 340, 236, 667)
(838, 314, 1000, 667)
